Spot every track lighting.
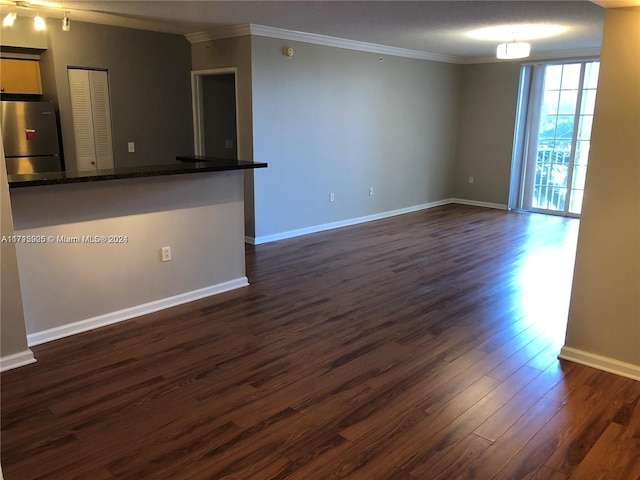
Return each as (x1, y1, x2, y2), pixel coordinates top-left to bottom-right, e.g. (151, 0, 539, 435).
(3, 11, 17, 27)
(0, 2, 70, 32)
(33, 11, 45, 30)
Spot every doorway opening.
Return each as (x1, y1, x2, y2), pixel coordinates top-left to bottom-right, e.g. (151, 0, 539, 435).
(508, 60, 600, 217)
(191, 68, 239, 159)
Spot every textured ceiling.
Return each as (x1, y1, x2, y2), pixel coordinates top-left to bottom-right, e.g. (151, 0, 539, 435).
(5, 1, 606, 61)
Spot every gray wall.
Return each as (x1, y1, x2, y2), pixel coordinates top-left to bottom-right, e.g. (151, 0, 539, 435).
(563, 6, 640, 372)
(454, 62, 521, 205)
(11, 172, 246, 336)
(192, 36, 255, 237)
(0, 137, 31, 361)
(44, 19, 193, 169)
(250, 37, 462, 240)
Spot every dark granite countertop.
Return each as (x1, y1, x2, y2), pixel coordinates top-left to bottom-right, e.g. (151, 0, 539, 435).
(7, 157, 268, 188)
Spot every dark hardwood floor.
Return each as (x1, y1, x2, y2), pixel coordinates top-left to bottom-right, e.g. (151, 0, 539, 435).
(2, 204, 640, 479)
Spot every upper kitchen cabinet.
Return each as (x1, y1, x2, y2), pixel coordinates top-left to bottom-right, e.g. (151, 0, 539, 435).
(1, 58, 43, 94)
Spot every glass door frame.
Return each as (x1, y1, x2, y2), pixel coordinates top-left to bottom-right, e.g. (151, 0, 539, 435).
(509, 58, 599, 218)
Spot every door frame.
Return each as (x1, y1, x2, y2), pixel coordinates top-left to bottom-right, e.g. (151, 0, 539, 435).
(508, 58, 599, 218)
(191, 67, 239, 157)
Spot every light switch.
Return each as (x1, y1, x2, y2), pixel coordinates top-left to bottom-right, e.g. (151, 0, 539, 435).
(128, 142, 135, 153)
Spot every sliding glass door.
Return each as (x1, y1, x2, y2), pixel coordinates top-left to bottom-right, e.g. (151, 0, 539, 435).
(514, 60, 599, 216)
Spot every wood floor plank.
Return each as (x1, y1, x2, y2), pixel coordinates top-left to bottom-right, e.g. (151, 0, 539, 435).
(543, 373, 636, 475)
(2, 205, 637, 480)
(568, 422, 640, 480)
(533, 465, 569, 480)
(491, 370, 639, 479)
(416, 333, 536, 415)
(464, 396, 564, 479)
(332, 376, 503, 479)
(474, 360, 567, 442)
(403, 365, 543, 477)
(276, 434, 355, 480)
(415, 432, 492, 479)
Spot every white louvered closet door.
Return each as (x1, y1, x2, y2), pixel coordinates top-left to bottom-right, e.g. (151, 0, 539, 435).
(68, 69, 114, 171)
(68, 69, 97, 170)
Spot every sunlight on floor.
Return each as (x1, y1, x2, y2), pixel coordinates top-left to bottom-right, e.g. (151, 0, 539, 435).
(517, 217, 581, 343)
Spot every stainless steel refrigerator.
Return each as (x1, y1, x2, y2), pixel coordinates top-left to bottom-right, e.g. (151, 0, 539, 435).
(1, 101, 63, 175)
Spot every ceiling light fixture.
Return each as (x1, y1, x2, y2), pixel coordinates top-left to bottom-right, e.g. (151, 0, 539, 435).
(468, 24, 566, 42)
(3, 10, 17, 26)
(496, 41, 531, 60)
(468, 23, 566, 60)
(33, 11, 45, 30)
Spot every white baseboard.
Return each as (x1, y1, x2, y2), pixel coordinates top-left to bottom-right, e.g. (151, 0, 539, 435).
(248, 199, 452, 245)
(0, 349, 36, 372)
(450, 198, 507, 210)
(559, 346, 640, 381)
(245, 198, 506, 245)
(27, 277, 249, 347)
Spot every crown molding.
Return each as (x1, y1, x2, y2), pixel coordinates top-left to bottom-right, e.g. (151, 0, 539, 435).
(248, 24, 460, 63)
(185, 24, 251, 44)
(186, 23, 460, 64)
(186, 24, 600, 66)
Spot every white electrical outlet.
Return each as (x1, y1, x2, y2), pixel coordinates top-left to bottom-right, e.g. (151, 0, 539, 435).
(330, 192, 335, 202)
(161, 246, 171, 262)
(369, 187, 374, 196)
(128, 142, 135, 153)
(468, 176, 474, 184)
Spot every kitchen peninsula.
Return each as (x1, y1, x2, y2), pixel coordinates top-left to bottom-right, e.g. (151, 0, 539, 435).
(8, 157, 267, 187)
(8, 159, 265, 347)
(1, 15, 266, 368)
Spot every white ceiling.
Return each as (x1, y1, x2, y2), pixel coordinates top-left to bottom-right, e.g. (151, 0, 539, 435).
(7, 1, 607, 62)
